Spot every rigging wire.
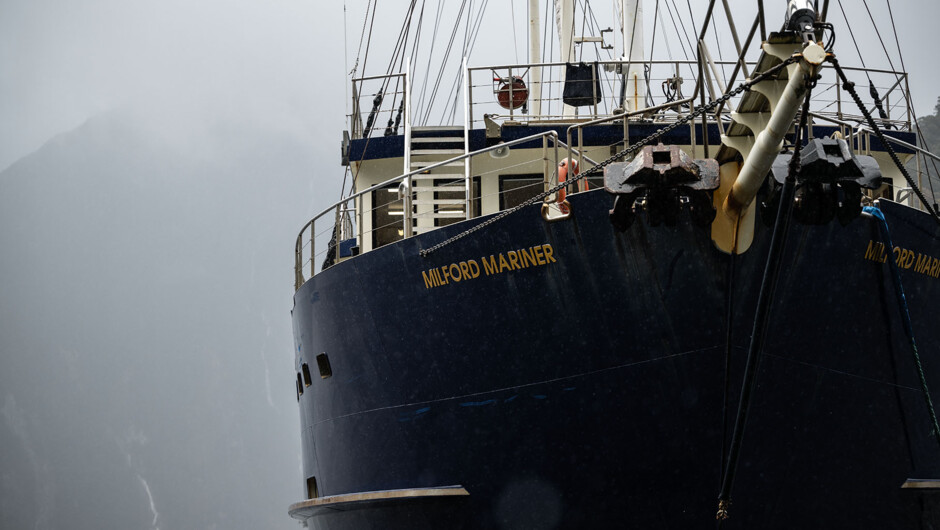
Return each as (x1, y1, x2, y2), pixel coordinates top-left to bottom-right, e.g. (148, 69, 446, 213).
(421, 0, 469, 124)
(646, 0, 660, 108)
(440, 0, 487, 124)
(684, 0, 698, 44)
(340, 0, 351, 198)
(542, 0, 554, 115)
(860, 0, 897, 74)
(349, 0, 379, 191)
(415, 0, 446, 122)
(359, 0, 379, 79)
(663, 0, 690, 61)
(410, 1, 428, 72)
(664, 0, 696, 83)
(351, 0, 375, 78)
(835, 0, 869, 77)
(447, 0, 492, 123)
(382, 0, 419, 134)
(655, 0, 675, 62)
(511, 0, 519, 64)
(711, 14, 727, 89)
(884, 0, 939, 208)
(584, 0, 615, 61)
(583, 0, 617, 114)
(840, 0, 938, 210)
(578, 0, 587, 62)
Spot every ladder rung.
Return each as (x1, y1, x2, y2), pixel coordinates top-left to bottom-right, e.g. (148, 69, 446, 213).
(410, 160, 465, 168)
(410, 186, 464, 192)
(411, 126, 465, 133)
(428, 211, 466, 218)
(410, 173, 466, 179)
(413, 199, 467, 205)
(411, 149, 465, 155)
(411, 137, 465, 143)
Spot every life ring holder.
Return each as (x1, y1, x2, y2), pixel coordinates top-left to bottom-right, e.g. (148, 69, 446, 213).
(492, 69, 530, 110)
(542, 158, 578, 222)
(541, 198, 572, 222)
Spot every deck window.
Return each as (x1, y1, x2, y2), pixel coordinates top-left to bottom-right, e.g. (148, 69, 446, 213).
(372, 184, 406, 249)
(499, 174, 544, 210)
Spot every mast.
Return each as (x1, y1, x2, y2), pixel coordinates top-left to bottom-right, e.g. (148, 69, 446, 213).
(529, 0, 542, 117)
(556, 0, 576, 116)
(622, 0, 647, 112)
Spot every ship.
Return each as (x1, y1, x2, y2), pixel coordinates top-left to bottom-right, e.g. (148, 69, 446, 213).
(288, 1, 940, 527)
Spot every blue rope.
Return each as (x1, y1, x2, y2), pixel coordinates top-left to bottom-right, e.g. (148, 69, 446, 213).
(864, 205, 940, 449)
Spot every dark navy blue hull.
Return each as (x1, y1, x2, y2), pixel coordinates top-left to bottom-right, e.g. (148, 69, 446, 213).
(291, 190, 940, 528)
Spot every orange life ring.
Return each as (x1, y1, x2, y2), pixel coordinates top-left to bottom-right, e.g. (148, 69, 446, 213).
(557, 158, 579, 212)
(495, 76, 528, 110)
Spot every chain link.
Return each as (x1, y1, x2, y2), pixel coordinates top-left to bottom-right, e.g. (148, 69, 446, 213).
(419, 56, 800, 257)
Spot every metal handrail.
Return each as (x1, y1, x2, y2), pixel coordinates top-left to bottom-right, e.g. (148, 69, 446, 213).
(357, 59, 910, 131)
(295, 130, 562, 289)
(809, 111, 940, 212)
(565, 57, 706, 171)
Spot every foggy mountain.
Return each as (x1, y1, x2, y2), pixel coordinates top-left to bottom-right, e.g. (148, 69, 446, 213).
(0, 102, 337, 529)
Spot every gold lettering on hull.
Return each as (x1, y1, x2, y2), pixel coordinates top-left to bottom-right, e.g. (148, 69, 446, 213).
(420, 244, 558, 289)
(863, 240, 940, 281)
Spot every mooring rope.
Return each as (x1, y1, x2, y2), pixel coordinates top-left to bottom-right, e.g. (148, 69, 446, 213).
(863, 205, 940, 450)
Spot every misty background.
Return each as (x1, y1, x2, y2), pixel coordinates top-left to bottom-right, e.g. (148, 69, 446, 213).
(2, 1, 940, 529)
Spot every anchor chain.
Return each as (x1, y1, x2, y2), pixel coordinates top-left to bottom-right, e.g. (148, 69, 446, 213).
(418, 56, 800, 257)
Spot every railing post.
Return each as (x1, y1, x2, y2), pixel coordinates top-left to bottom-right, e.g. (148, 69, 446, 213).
(310, 222, 315, 278)
(592, 64, 598, 118)
(464, 57, 472, 220)
(357, 195, 364, 251)
(295, 238, 303, 291)
(577, 128, 584, 173)
(543, 135, 550, 194)
(552, 133, 559, 184)
(404, 59, 414, 237)
(334, 204, 342, 247)
(917, 149, 924, 211)
(836, 80, 842, 121)
(508, 66, 514, 121)
(904, 74, 912, 128)
(351, 79, 362, 139)
(404, 60, 412, 176)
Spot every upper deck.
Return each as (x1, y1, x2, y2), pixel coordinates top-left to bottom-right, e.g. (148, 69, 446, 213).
(295, 32, 931, 290)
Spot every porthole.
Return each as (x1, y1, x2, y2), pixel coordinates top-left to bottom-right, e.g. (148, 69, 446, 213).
(316, 353, 332, 379)
(301, 363, 312, 387)
(306, 476, 319, 499)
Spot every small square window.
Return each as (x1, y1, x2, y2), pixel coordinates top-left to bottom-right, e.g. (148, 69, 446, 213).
(316, 353, 333, 379)
(301, 363, 312, 387)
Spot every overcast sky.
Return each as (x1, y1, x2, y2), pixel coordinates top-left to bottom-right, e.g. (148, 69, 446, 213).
(1, 1, 939, 528)
(3, 0, 940, 173)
